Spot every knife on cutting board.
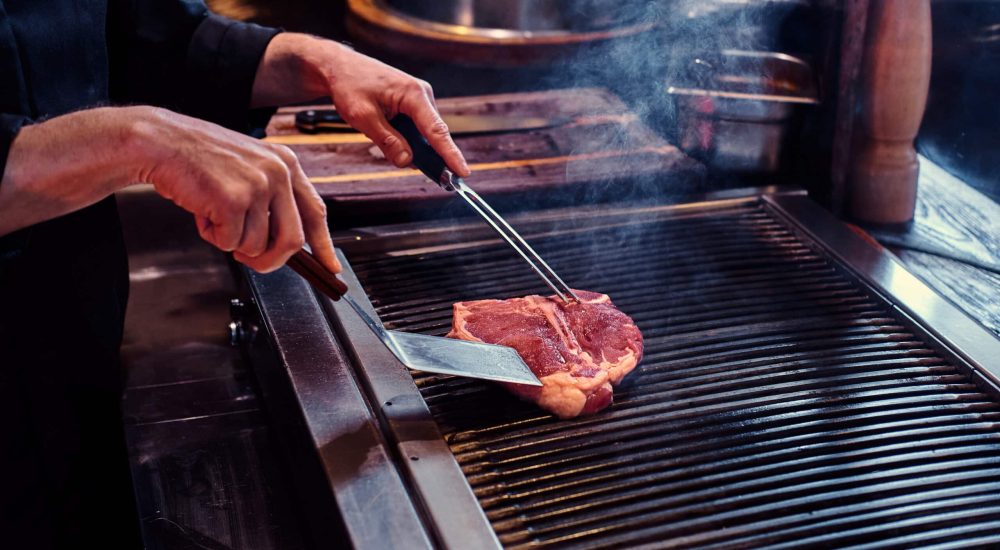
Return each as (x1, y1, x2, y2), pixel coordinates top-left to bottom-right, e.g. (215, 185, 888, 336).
(295, 108, 568, 136)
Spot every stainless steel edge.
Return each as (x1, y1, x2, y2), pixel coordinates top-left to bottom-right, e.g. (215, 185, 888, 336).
(245, 267, 436, 550)
(320, 250, 504, 550)
(330, 185, 801, 255)
(763, 193, 1000, 391)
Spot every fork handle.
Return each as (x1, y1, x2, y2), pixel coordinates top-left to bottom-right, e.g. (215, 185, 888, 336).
(390, 114, 450, 188)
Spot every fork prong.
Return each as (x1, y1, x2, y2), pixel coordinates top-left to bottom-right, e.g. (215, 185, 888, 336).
(454, 187, 571, 302)
(456, 181, 581, 303)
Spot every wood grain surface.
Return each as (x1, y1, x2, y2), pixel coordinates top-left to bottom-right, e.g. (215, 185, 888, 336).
(265, 88, 702, 218)
(874, 158, 1000, 271)
(874, 157, 1000, 337)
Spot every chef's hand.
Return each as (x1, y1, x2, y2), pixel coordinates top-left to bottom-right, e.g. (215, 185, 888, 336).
(0, 106, 339, 275)
(134, 108, 340, 274)
(250, 33, 471, 177)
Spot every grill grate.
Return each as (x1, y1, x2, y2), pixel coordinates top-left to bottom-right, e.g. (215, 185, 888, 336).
(346, 202, 1000, 549)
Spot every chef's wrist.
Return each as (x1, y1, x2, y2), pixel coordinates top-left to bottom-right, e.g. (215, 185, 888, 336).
(0, 106, 151, 236)
(252, 33, 341, 108)
(30, 106, 141, 191)
(119, 106, 183, 185)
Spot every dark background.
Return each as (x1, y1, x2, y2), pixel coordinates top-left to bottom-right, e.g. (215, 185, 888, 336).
(206, 0, 999, 202)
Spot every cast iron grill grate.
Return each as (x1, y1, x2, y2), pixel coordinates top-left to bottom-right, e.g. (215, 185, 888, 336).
(346, 202, 1000, 549)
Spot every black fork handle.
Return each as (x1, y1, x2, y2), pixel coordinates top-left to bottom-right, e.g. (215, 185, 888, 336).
(390, 114, 448, 186)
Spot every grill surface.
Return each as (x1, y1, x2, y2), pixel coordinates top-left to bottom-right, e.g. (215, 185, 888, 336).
(342, 200, 1000, 549)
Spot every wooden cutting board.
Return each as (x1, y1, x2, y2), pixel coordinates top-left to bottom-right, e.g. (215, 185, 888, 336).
(265, 88, 702, 223)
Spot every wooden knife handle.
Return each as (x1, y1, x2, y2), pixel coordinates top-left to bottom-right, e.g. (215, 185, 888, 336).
(287, 249, 349, 301)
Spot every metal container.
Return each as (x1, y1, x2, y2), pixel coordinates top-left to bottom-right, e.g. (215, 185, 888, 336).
(377, 0, 639, 34)
(667, 50, 819, 173)
(346, 0, 656, 67)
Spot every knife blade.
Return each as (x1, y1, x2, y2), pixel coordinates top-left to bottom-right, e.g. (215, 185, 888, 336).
(295, 109, 568, 136)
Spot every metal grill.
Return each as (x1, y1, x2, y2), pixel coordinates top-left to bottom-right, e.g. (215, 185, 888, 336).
(342, 200, 1000, 549)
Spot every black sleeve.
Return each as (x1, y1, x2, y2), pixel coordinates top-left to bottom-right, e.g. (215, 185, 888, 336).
(0, 113, 32, 261)
(107, 1, 281, 132)
(0, 113, 30, 185)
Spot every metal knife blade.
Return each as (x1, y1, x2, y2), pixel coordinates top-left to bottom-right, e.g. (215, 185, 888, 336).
(342, 290, 542, 386)
(296, 109, 568, 136)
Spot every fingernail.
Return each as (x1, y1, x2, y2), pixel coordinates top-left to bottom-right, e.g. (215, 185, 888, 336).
(395, 151, 411, 166)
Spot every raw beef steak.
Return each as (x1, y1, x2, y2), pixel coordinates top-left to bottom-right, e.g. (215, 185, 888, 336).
(447, 290, 643, 418)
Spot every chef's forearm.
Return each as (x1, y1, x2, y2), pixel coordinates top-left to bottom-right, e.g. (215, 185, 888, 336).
(0, 107, 146, 236)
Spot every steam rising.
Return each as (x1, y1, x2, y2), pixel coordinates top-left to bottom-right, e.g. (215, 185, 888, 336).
(525, 1, 814, 202)
(503, 1, 819, 286)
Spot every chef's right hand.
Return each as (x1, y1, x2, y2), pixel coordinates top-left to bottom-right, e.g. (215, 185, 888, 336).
(249, 33, 471, 178)
(131, 107, 340, 274)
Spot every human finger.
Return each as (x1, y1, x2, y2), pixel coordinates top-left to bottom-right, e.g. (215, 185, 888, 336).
(339, 101, 412, 168)
(290, 163, 341, 274)
(399, 91, 469, 177)
(197, 202, 244, 252)
(235, 202, 269, 259)
(236, 175, 304, 273)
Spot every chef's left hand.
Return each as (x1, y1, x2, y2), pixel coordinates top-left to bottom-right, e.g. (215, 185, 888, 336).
(252, 33, 470, 177)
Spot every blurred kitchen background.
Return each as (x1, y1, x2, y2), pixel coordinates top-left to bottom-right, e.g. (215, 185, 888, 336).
(209, 0, 999, 203)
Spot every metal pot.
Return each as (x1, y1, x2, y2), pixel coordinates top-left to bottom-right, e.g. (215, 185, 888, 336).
(378, 0, 640, 34)
(666, 50, 819, 173)
(346, 0, 656, 67)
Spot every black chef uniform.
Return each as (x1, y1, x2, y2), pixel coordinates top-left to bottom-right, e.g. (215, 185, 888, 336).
(0, 1, 279, 546)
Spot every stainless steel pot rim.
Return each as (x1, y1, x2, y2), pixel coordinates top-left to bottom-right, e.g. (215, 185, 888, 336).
(349, 0, 657, 43)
